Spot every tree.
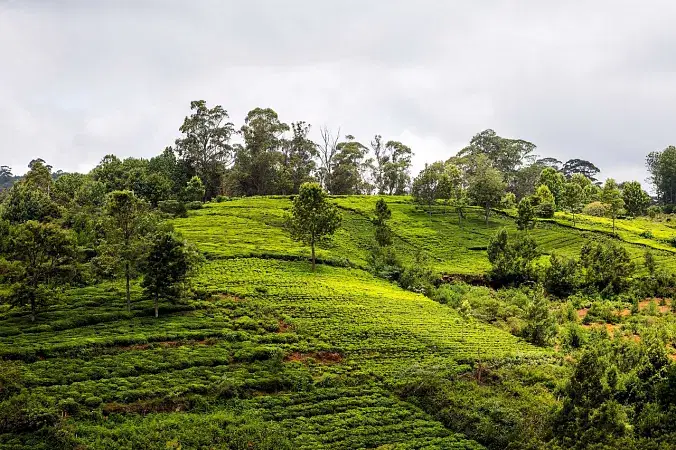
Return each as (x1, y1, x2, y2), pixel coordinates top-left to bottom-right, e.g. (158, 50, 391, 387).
(373, 198, 393, 247)
(544, 253, 580, 298)
(512, 162, 545, 201)
(438, 164, 463, 216)
(104, 191, 149, 311)
(467, 155, 506, 224)
(516, 197, 536, 231)
(580, 240, 634, 296)
(561, 182, 584, 226)
(601, 178, 624, 235)
(0, 166, 13, 190)
(287, 182, 341, 271)
(235, 107, 290, 196)
(646, 145, 676, 205)
(317, 126, 340, 193)
(538, 167, 565, 206)
(534, 185, 556, 218)
(279, 122, 318, 194)
(23, 159, 54, 194)
(535, 157, 562, 171)
(411, 162, 445, 214)
(621, 181, 651, 217)
(1, 183, 60, 224)
(562, 159, 600, 182)
(458, 129, 536, 178)
(182, 176, 206, 202)
(329, 135, 370, 195)
(487, 229, 538, 285)
(173, 100, 235, 200)
(0, 221, 76, 321)
(141, 231, 200, 318)
(371, 136, 413, 195)
(522, 286, 556, 346)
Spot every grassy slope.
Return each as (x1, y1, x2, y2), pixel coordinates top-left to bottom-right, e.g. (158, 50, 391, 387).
(1, 196, 557, 450)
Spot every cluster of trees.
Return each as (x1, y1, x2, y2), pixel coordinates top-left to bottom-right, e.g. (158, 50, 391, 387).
(0, 160, 200, 321)
(409, 129, 617, 225)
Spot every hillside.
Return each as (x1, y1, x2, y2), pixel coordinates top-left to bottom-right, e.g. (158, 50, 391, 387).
(2, 195, 675, 449)
(0, 196, 557, 450)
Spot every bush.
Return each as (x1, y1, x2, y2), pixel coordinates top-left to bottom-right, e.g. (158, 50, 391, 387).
(647, 205, 661, 219)
(399, 252, 436, 295)
(583, 201, 609, 217)
(536, 201, 555, 218)
(158, 200, 188, 217)
(487, 229, 539, 286)
(543, 254, 580, 298)
(639, 230, 654, 239)
(185, 201, 203, 210)
(214, 195, 230, 203)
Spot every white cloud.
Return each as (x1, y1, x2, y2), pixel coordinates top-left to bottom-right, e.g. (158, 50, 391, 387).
(0, 0, 674, 189)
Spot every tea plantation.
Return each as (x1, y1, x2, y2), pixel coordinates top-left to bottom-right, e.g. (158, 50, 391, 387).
(1, 195, 674, 449)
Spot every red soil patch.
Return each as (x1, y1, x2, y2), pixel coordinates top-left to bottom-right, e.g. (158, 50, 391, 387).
(277, 320, 292, 333)
(577, 308, 589, 319)
(284, 351, 343, 364)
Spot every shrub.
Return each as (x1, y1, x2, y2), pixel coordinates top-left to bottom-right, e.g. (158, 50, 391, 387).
(399, 251, 436, 295)
(543, 254, 580, 298)
(583, 201, 609, 217)
(186, 201, 203, 210)
(158, 200, 188, 217)
(536, 201, 555, 218)
(214, 195, 230, 203)
(647, 205, 661, 219)
(639, 230, 654, 239)
(521, 286, 557, 346)
(487, 229, 539, 286)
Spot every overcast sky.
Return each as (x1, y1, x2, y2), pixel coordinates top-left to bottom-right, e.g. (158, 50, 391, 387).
(1, 1, 675, 185)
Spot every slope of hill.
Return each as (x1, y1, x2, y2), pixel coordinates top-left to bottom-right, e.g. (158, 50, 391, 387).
(0, 196, 556, 450)
(3, 195, 674, 449)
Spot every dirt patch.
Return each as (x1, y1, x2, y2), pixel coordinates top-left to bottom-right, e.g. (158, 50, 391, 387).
(277, 320, 292, 333)
(577, 308, 589, 319)
(103, 399, 189, 416)
(284, 351, 343, 364)
(214, 293, 244, 302)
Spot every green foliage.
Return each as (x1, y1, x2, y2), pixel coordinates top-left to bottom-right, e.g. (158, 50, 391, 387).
(646, 145, 676, 205)
(102, 190, 153, 310)
(1, 182, 60, 224)
(487, 229, 538, 285)
(287, 182, 341, 270)
(141, 231, 200, 317)
(560, 182, 584, 225)
(516, 197, 536, 231)
(467, 155, 506, 224)
(182, 176, 205, 202)
(622, 181, 651, 217)
(372, 198, 393, 247)
(157, 199, 188, 218)
(580, 240, 634, 296)
(538, 167, 565, 205)
(173, 100, 235, 199)
(543, 254, 580, 298)
(0, 221, 77, 321)
(399, 251, 436, 295)
(583, 201, 609, 217)
(521, 286, 557, 346)
(601, 178, 625, 234)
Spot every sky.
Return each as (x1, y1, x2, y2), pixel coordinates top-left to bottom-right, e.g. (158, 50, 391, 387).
(1, 1, 675, 185)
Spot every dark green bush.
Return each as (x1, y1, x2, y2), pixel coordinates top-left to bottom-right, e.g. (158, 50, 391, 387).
(158, 200, 188, 217)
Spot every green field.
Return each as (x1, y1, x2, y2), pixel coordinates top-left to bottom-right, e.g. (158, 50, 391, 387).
(3, 195, 676, 449)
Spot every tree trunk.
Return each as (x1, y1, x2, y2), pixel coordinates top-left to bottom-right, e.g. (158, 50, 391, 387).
(154, 291, 159, 318)
(30, 298, 36, 322)
(572, 212, 576, 227)
(125, 261, 131, 312)
(311, 243, 316, 272)
(485, 204, 490, 225)
(612, 216, 616, 235)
